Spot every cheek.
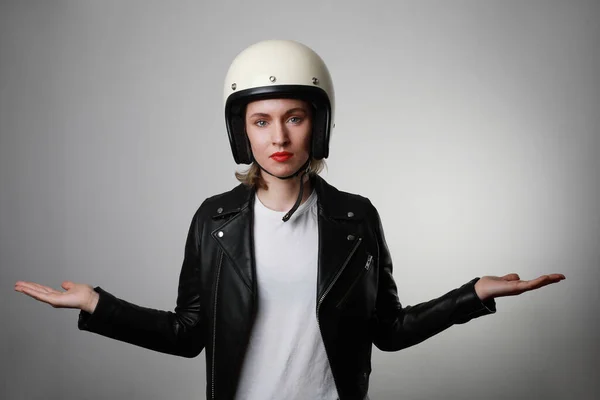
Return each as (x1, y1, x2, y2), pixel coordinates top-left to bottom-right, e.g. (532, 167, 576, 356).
(245, 127, 258, 146)
(301, 129, 312, 151)
(246, 129, 267, 153)
(305, 132, 312, 145)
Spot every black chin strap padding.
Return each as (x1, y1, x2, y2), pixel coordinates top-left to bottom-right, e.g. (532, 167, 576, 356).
(229, 109, 252, 164)
(311, 106, 328, 159)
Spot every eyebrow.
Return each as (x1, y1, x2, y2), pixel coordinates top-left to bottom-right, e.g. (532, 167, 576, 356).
(247, 107, 308, 119)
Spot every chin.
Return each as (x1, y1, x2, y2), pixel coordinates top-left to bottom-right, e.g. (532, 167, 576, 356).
(266, 162, 303, 176)
(271, 165, 298, 175)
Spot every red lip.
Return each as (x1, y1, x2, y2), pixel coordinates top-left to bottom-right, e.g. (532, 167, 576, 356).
(270, 152, 293, 162)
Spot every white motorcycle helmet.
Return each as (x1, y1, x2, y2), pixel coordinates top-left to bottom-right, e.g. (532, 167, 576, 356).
(223, 39, 335, 166)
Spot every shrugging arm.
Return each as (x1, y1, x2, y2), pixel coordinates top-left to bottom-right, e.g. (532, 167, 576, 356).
(368, 203, 496, 352)
(77, 210, 205, 358)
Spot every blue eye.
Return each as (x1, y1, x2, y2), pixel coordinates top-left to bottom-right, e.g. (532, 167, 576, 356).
(255, 120, 267, 127)
(288, 117, 302, 124)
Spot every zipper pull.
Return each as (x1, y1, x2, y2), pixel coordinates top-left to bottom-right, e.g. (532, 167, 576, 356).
(365, 254, 373, 270)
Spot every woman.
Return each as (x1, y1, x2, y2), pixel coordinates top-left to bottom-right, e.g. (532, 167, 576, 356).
(14, 40, 565, 400)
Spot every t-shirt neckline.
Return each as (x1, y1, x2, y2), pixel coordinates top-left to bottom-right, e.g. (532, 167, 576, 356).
(254, 188, 317, 220)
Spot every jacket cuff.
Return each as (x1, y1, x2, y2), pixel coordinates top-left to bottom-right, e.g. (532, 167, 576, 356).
(453, 277, 496, 323)
(78, 287, 118, 331)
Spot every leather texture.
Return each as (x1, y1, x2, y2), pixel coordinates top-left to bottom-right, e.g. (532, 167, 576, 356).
(78, 175, 496, 400)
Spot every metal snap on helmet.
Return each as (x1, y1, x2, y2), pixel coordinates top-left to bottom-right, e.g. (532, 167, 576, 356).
(223, 39, 335, 164)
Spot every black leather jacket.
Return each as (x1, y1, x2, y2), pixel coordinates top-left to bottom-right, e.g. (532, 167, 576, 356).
(78, 175, 496, 399)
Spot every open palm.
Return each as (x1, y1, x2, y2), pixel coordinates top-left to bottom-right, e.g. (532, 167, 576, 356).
(475, 273, 566, 301)
(14, 280, 97, 312)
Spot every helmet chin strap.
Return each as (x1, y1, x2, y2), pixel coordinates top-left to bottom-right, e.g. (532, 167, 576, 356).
(254, 157, 312, 222)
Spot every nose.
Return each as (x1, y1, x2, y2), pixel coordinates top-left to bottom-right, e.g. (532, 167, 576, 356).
(271, 120, 290, 146)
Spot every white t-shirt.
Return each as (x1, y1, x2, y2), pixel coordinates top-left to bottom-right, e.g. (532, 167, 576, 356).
(235, 189, 339, 400)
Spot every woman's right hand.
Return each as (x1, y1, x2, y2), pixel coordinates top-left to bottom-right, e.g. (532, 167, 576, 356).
(14, 280, 99, 314)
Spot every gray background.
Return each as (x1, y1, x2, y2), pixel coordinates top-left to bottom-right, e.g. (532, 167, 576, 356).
(1, 1, 598, 399)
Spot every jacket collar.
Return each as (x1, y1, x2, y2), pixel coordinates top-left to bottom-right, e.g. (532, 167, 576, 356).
(210, 174, 364, 221)
(210, 174, 365, 302)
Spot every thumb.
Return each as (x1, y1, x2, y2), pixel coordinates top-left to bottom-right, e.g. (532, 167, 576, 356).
(61, 281, 74, 291)
(502, 273, 520, 281)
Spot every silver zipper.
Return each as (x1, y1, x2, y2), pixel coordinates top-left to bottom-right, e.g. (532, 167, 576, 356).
(211, 250, 224, 400)
(316, 236, 362, 394)
(336, 254, 373, 309)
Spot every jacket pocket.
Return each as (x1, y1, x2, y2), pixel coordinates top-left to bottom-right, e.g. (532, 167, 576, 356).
(336, 253, 374, 310)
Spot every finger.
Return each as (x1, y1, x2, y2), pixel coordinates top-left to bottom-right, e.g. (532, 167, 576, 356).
(502, 273, 520, 281)
(524, 275, 550, 288)
(15, 281, 47, 292)
(548, 273, 566, 280)
(17, 286, 61, 306)
(18, 281, 61, 295)
(15, 281, 48, 294)
(542, 274, 565, 284)
(519, 275, 562, 291)
(61, 281, 75, 291)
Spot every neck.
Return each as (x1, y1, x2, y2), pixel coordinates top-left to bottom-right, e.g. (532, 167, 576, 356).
(256, 173, 313, 212)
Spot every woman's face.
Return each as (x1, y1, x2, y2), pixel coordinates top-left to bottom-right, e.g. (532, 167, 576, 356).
(245, 98, 312, 177)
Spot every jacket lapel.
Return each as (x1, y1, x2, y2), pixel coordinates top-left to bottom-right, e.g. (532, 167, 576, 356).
(314, 176, 364, 303)
(210, 184, 255, 292)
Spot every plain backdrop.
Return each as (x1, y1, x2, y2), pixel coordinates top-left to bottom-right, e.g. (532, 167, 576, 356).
(1, 1, 598, 399)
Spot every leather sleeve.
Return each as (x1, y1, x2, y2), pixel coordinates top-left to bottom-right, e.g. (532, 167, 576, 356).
(368, 202, 496, 351)
(77, 208, 206, 358)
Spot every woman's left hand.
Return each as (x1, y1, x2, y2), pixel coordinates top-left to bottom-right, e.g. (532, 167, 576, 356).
(474, 273, 566, 301)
